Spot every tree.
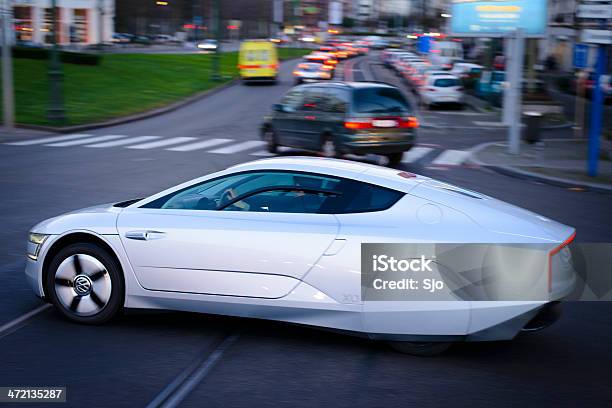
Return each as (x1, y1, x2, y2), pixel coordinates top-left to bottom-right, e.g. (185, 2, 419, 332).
(342, 16, 354, 28)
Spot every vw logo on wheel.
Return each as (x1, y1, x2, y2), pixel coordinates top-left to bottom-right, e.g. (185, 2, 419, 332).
(73, 275, 93, 296)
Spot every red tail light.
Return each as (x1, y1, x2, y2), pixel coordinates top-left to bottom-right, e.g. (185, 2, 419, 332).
(344, 117, 419, 130)
(399, 116, 419, 128)
(344, 119, 373, 130)
(548, 231, 576, 292)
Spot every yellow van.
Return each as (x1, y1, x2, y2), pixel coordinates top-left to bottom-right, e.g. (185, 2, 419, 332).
(238, 40, 278, 83)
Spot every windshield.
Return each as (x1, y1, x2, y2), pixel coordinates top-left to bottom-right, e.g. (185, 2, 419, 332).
(352, 88, 411, 114)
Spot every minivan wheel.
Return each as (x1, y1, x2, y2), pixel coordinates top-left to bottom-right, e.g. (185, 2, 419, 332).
(388, 341, 452, 356)
(46, 243, 124, 325)
(263, 127, 278, 153)
(386, 152, 404, 166)
(321, 136, 339, 158)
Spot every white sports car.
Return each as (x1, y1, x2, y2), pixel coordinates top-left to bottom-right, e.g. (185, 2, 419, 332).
(25, 157, 575, 355)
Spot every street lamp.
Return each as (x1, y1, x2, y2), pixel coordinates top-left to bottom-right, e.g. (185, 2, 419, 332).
(47, 0, 66, 124)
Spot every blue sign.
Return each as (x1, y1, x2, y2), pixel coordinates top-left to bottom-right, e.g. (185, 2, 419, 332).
(193, 16, 203, 26)
(573, 43, 589, 69)
(451, 0, 547, 38)
(417, 36, 431, 54)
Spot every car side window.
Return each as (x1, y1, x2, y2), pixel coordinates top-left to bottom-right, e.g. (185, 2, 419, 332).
(281, 89, 303, 112)
(325, 88, 348, 113)
(223, 190, 331, 213)
(302, 88, 326, 112)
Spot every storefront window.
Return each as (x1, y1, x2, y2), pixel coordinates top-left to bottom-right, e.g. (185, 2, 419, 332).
(71, 9, 88, 43)
(43, 8, 62, 44)
(14, 6, 33, 43)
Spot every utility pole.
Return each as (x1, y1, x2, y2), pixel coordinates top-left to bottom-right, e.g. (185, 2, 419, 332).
(211, 0, 221, 82)
(507, 29, 525, 155)
(98, 0, 104, 46)
(1, 0, 14, 130)
(47, 0, 66, 124)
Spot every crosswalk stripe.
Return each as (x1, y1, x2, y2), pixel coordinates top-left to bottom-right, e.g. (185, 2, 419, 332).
(430, 149, 470, 166)
(208, 140, 266, 154)
(86, 135, 159, 148)
(47, 134, 125, 147)
(126, 137, 197, 150)
(401, 147, 433, 163)
(250, 146, 292, 157)
(5, 134, 92, 146)
(166, 138, 233, 152)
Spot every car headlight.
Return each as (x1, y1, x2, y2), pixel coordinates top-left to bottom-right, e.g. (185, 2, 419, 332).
(27, 233, 49, 261)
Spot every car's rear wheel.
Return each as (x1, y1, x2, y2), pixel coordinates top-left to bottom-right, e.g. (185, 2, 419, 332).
(321, 135, 339, 158)
(46, 243, 123, 324)
(386, 152, 404, 166)
(388, 341, 452, 356)
(263, 127, 278, 153)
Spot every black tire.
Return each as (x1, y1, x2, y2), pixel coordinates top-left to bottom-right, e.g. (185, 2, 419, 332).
(386, 152, 404, 166)
(388, 341, 452, 356)
(295, 78, 302, 85)
(46, 242, 124, 325)
(263, 127, 278, 154)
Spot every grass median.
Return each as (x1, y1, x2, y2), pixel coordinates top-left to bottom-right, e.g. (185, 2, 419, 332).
(5, 48, 310, 127)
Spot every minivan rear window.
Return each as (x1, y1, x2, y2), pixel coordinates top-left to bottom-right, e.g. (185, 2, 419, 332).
(352, 88, 411, 114)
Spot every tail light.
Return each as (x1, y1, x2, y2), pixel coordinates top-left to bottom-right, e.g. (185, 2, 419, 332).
(399, 116, 419, 128)
(292, 70, 300, 76)
(344, 119, 373, 130)
(548, 231, 576, 292)
(344, 116, 419, 130)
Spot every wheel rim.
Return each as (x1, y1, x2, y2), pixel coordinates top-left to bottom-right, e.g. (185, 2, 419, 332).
(54, 254, 112, 316)
(322, 140, 335, 157)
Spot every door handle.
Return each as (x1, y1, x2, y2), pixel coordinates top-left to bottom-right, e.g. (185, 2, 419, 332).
(125, 230, 166, 241)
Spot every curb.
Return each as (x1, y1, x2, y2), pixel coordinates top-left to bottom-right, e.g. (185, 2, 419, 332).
(468, 140, 612, 193)
(15, 56, 303, 134)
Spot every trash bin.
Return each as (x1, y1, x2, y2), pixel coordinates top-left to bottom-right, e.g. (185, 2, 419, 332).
(523, 111, 542, 144)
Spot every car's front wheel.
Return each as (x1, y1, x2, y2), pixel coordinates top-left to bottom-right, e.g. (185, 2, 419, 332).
(263, 127, 278, 153)
(46, 242, 124, 324)
(388, 341, 452, 356)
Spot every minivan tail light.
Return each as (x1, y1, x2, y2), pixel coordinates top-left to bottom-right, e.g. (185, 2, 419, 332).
(344, 119, 373, 129)
(399, 116, 419, 128)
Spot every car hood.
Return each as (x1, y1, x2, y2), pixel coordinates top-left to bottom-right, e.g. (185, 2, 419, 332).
(31, 203, 122, 235)
(410, 180, 574, 243)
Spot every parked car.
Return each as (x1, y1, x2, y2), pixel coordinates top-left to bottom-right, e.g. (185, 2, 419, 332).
(477, 71, 505, 106)
(261, 82, 418, 166)
(419, 74, 465, 108)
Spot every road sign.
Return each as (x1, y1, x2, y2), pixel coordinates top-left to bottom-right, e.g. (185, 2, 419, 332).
(574, 43, 589, 68)
(193, 16, 202, 26)
(577, 4, 612, 19)
(582, 29, 612, 45)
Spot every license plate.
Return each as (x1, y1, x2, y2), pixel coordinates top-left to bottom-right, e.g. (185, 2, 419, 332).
(372, 120, 397, 128)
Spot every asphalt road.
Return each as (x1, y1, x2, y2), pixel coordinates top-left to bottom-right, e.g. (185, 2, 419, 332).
(0, 53, 611, 408)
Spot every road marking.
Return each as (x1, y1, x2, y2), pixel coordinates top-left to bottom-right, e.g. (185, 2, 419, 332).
(473, 121, 507, 127)
(146, 334, 240, 408)
(250, 146, 292, 156)
(401, 147, 433, 163)
(86, 136, 160, 148)
(0, 304, 52, 339)
(5, 134, 92, 146)
(208, 140, 266, 154)
(430, 149, 471, 166)
(167, 138, 233, 152)
(47, 135, 125, 147)
(127, 137, 197, 150)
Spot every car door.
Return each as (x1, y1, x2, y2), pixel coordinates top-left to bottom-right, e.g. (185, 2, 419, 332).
(117, 171, 339, 298)
(272, 87, 304, 146)
(292, 87, 326, 150)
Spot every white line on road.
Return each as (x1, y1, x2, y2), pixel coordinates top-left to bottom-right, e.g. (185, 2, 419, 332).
(127, 137, 197, 150)
(0, 304, 52, 338)
(47, 135, 126, 147)
(5, 134, 92, 146)
(86, 135, 160, 148)
(166, 138, 233, 152)
(430, 149, 471, 166)
(208, 140, 266, 154)
(146, 334, 240, 408)
(401, 147, 433, 163)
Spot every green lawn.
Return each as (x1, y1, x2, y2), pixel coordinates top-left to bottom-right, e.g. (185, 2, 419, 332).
(6, 48, 310, 126)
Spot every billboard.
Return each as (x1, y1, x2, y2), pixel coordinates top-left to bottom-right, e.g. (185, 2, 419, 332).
(450, 0, 547, 38)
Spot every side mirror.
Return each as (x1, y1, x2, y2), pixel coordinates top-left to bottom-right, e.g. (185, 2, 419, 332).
(272, 103, 284, 112)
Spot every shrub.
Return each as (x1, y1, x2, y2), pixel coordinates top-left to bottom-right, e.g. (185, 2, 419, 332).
(12, 47, 102, 65)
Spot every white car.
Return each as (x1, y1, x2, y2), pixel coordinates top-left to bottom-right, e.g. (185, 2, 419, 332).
(419, 74, 465, 108)
(25, 157, 575, 355)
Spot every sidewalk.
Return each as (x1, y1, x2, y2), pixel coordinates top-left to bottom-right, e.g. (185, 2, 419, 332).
(470, 138, 612, 192)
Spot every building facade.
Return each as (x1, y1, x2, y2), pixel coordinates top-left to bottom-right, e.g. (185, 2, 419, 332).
(13, 0, 114, 45)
